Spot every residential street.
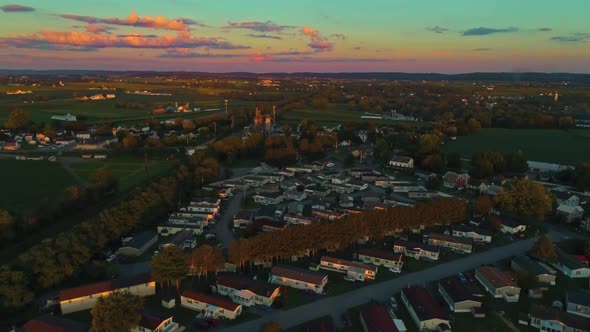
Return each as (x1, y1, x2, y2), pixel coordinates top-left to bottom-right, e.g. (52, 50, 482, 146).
(219, 230, 570, 332)
(214, 191, 242, 249)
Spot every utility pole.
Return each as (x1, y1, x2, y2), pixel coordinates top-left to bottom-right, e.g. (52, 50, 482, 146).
(225, 99, 228, 116)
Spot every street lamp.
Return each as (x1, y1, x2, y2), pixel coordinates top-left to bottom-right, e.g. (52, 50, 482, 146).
(224, 99, 228, 116)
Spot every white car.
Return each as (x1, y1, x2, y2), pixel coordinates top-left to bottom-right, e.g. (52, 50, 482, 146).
(343, 275, 356, 282)
(326, 163, 335, 168)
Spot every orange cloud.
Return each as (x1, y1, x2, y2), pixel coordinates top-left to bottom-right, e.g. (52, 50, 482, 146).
(60, 12, 204, 31)
(2, 29, 249, 50)
(301, 27, 333, 51)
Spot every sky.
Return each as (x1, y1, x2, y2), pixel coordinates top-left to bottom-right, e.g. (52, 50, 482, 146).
(0, 0, 589, 73)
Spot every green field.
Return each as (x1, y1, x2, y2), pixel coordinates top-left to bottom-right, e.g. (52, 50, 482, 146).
(69, 157, 176, 192)
(0, 82, 255, 125)
(0, 159, 76, 212)
(444, 128, 590, 165)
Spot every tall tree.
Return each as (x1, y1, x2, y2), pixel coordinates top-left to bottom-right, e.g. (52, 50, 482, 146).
(90, 291, 143, 332)
(0, 210, 15, 240)
(531, 234, 557, 262)
(192, 244, 225, 278)
(151, 246, 188, 289)
(495, 178, 552, 220)
(474, 196, 495, 216)
(0, 267, 34, 309)
(4, 109, 29, 130)
(573, 163, 590, 191)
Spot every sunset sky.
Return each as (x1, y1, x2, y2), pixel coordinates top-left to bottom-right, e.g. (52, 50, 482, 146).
(1, 0, 589, 73)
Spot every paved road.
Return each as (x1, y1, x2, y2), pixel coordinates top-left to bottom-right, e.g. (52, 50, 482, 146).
(219, 230, 570, 332)
(215, 191, 243, 249)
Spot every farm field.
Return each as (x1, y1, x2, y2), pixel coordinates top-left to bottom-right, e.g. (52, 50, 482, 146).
(0, 159, 76, 212)
(0, 82, 256, 124)
(444, 128, 590, 165)
(281, 107, 427, 127)
(69, 156, 176, 192)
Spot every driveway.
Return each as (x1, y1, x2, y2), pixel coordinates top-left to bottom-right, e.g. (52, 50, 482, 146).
(218, 230, 569, 332)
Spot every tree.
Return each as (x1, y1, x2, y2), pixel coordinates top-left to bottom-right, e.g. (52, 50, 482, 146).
(573, 163, 590, 191)
(5, 109, 29, 130)
(474, 196, 495, 216)
(516, 270, 538, 290)
(191, 244, 225, 278)
(425, 176, 441, 190)
(446, 152, 462, 170)
(42, 123, 57, 140)
(151, 246, 188, 289)
(0, 210, 15, 240)
(90, 291, 143, 332)
(0, 267, 34, 309)
(495, 178, 552, 220)
(466, 118, 482, 134)
(558, 116, 574, 129)
(374, 139, 390, 166)
(531, 234, 557, 262)
(343, 154, 355, 168)
(262, 321, 282, 332)
(505, 150, 528, 174)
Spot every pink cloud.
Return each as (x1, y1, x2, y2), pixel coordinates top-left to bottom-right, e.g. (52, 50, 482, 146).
(1, 4, 35, 12)
(85, 24, 112, 34)
(1, 30, 249, 50)
(301, 27, 334, 51)
(60, 12, 204, 31)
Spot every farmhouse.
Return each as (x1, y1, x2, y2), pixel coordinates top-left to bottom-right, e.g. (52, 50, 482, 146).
(357, 248, 404, 273)
(401, 286, 451, 332)
(268, 265, 328, 294)
(475, 266, 520, 302)
(424, 233, 473, 254)
(511, 256, 556, 285)
(452, 225, 492, 243)
(216, 273, 281, 307)
(556, 195, 585, 223)
(320, 256, 378, 281)
(389, 156, 414, 169)
(394, 240, 440, 261)
(466, 178, 490, 194)
(442, 171, 470, 189)
(116, 231, 158, 257)
(530, 305, 590, 332)
(566, 289, 590, 319)
(438, 277, 483, 313)
(54, 274, 155, 314)
(181, 290, 242, 320)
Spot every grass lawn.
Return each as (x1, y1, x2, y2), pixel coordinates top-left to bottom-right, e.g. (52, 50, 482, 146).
(287, 315, 335, 332)
(452, 312, 519, 332)
(0, 159, 76, 212)
(69, 157, 176, 192)
(281, 288, 314, 310)
(444, 128, 590, 165)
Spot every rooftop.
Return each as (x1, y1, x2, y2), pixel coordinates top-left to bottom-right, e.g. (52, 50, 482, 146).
(402, 286, 447, 321)
(360, 304, 399, 332)
(321, 256, 377, 272)
(358, 248, 402, 262)
(139, 311, 171, 330)
(567, 289, 590, 307)
(121, 231, 157, 250)
(512, 255, 554, 277)
(439, 277, 478, 303)
(476, 266, 518, 289)
(530, 305, 590, 331)
(58, 273, 152, 301)
(271, 265, 327, 285)
(22, 314, 89, 332)
(181, 290, 240, 311)
(216, 273, 279, 298)
(394, 240, 439, 253)
(426, 233, 473, 245)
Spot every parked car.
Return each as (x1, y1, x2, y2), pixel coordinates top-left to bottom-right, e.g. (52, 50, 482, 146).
(343, 275, 356, 282)
(106, 254, 118, 263)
